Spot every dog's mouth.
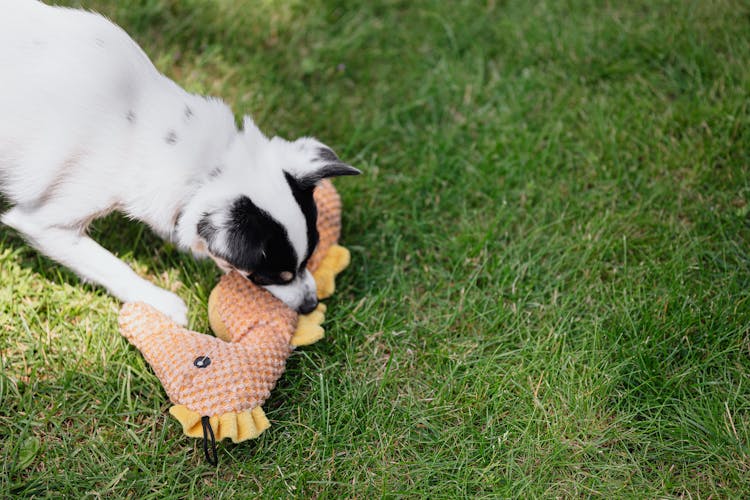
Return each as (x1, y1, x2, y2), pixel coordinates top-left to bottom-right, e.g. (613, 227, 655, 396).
(208, 253, 234, 274)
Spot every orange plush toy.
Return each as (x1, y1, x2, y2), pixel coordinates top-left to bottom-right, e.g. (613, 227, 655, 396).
(118, 180, 351, 464)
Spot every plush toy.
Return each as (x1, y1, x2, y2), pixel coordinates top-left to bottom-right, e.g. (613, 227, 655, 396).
(118, 180, 351, 464)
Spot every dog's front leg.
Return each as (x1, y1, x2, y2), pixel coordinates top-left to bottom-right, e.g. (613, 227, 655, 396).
(2, 207, 188, 325)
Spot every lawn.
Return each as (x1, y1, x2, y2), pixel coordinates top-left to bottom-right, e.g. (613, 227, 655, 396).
(1, 0, 749, 497)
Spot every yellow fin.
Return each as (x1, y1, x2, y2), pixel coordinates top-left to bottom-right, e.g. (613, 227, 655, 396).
(291, 303, 327, 346)
(313, 245, 351, 299)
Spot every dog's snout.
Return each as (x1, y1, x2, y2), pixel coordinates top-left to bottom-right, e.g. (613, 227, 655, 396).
(263, 269, 318, 313)
(298, 297, 319, 315)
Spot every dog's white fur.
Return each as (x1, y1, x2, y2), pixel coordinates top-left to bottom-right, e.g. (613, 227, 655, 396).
(0, 1, 341, 324)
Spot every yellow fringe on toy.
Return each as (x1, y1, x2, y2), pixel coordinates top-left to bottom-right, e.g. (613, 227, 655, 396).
(169, 405, 270, 443)
(313, 245, 351, 299)
(291, 303, 327, 347)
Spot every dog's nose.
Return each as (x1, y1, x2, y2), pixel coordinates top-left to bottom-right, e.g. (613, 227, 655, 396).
(297, 297, 318, 315)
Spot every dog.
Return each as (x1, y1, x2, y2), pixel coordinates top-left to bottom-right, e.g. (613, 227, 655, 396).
(0, 0, 360, 325)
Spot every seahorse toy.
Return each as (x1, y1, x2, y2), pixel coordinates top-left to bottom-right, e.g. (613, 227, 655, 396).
(118, 180, 351, 464)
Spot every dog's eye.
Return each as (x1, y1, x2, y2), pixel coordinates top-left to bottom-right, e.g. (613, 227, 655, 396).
(248, 270, 295, 286)
(279, 271, 294, 283)
(249, 273, 274, 286)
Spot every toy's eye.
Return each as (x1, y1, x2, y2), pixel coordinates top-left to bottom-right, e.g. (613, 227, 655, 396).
(194, 356, 211, 368)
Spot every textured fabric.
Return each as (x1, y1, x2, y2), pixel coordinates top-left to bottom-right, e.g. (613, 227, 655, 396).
(208, 271, 298, 345)
(120, 302, 293, 416)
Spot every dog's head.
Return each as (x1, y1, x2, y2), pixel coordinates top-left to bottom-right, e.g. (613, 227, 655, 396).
(179, 117, 359, 313)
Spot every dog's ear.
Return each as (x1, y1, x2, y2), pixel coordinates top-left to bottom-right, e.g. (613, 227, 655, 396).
(289, 138, 361, 189)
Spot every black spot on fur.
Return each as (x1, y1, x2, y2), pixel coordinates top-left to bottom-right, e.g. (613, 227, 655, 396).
(219, 196, 297, 282)
(126, 110, 136, 123)
(208, 166, 223, 178)
(165, 130, 178, 145)
(184, 106, 193, 119)
(284, 172, 318, 269)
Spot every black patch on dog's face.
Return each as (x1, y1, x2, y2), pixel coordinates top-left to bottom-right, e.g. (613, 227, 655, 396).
(219, 196, 298, 285)
(284, 172, 318, 270)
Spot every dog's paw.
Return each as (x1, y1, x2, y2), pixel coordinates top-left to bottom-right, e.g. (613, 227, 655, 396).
(135, 286, 189, 326)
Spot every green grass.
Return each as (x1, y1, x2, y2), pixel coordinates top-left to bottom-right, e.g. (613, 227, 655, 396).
(2, 0, 750, 496)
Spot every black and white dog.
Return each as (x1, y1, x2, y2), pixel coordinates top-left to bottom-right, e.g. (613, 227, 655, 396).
(0, 1, 359, 325)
